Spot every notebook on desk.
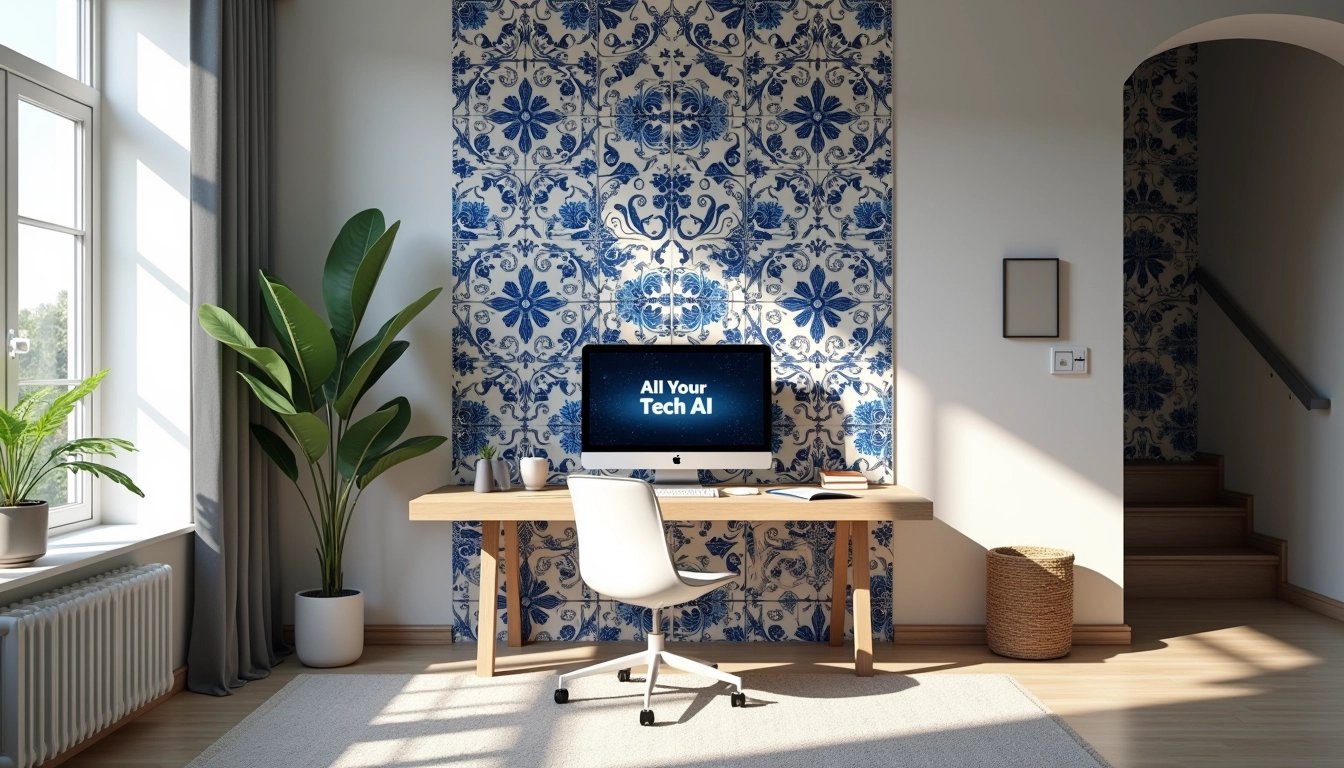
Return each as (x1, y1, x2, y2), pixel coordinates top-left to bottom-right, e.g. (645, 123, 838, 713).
(766, 487, 858, 501)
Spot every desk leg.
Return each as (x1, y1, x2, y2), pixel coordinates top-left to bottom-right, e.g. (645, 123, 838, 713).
(505, 522, 524, 648)
(851, 521, 873, 676)
(476, 521, 501, 677)
(829, 521, 850, 648)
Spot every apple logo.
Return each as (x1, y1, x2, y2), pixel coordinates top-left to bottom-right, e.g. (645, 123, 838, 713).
(672, 455, 682, 465)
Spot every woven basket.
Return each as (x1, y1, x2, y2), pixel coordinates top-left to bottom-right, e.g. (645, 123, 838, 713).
(986, 545, 1074, 659)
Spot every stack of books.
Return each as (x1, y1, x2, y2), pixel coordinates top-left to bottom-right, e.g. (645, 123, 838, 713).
(819, 469, 869, 491)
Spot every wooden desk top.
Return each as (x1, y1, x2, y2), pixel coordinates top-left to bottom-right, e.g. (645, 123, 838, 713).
(409, 484, 933, 523)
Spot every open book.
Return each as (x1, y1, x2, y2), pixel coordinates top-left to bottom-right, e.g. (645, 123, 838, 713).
(766, 487, 858, 501)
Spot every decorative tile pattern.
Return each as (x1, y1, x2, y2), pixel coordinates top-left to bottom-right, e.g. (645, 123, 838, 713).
(1123, 46, 1198, 460)
(453, 0, 893, 642)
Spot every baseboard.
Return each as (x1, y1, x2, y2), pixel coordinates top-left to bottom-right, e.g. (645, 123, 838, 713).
(281, 624, 455, 646)
(366, 624, 455, 645)
(1280, 581, 1344, 623)
(893, 624, 1131, 646)
(39, 666, 187, 768)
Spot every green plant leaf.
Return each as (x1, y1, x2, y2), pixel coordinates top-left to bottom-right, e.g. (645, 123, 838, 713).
(60, 461, 146, 497)
(364, 396, 410, 464)
(51, 437, 137, 457)
(333, 287, 441, 418)
(250, 423, 298, 483)
(33, 370, 107, 444)
(197, 304, 293, 395)
(0, 409, 25, 448)
(336, 402, 400, 479)
(259, 272, 337, 395)
(277, 412, 329, 463)
(356, 435, 446, 489)
(323, 209, 386, 350)
(338, 339, 408, 412)
(238, 372, 296, 415)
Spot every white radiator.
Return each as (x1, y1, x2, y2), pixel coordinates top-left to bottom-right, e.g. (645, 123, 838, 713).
(0, 563, 173, 768)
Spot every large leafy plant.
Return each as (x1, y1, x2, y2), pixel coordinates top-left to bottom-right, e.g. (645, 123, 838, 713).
(198, 209, 445, 597)
(0, 370, 144, 507)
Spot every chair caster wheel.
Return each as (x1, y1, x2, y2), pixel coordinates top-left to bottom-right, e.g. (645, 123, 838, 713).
(617, 668, 631, 682)
(554, 688, 569, 704)
(731, 692, 746, 708)
(639, 709, 655, 726)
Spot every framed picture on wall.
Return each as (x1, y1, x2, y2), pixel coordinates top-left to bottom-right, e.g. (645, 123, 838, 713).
(1002, 257, 1060, 338)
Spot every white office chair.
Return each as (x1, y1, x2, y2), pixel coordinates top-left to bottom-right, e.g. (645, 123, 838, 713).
(554, 474, 747, 725)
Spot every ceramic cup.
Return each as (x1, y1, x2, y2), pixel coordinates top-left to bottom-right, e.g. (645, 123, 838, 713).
(520, 457, 548, 490)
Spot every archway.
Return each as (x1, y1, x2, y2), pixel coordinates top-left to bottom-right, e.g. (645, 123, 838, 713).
(1122, 13, 1344, 606)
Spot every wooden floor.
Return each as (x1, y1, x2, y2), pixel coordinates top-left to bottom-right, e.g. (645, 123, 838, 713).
(64, 599, 1344, 768)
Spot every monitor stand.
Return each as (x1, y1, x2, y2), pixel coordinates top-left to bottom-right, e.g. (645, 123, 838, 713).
(653, 468, 701, 487)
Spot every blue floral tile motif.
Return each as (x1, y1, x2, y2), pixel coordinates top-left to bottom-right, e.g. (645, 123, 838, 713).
(454, 0, 892, 643)
(1124, 46, 1197, 460)
(454, 238, 598, 303)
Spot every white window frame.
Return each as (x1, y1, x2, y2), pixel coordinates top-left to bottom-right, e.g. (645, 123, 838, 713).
(0, 7, 100, 531)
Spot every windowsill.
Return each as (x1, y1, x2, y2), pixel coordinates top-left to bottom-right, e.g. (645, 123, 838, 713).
(0, 522, 195, 596)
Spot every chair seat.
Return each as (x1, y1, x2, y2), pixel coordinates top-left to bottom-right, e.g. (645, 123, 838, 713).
(677, 570, 735, 588)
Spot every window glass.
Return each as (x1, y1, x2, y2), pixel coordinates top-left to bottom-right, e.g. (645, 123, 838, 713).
(17, 223, 77, 382)
(17, 100, 79, 229)
(0, 0, 83, 81)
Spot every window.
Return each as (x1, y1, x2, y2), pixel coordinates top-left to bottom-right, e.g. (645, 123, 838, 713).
(0, 0, 89, 84)
(1, 4, 98, 529)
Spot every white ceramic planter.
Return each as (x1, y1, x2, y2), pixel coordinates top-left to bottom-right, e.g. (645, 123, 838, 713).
(0, 501, 49, 567)
(294, 589, 364, 668)
(473, 459, 494, 492)
(520, 457, 548, 490)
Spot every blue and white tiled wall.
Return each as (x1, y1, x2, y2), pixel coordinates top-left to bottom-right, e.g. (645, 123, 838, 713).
(450, 0, 893, 642)
(1123, 46, 1198, 460)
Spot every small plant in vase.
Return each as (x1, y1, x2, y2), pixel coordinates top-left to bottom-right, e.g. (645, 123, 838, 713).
(0, 370, 144, 566)
(474, 445, 496, 493)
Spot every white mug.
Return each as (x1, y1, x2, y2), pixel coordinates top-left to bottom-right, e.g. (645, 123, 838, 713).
(520, 457, 548, 490)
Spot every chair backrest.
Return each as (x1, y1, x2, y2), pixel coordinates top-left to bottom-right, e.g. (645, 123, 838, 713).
(565, 475, 683, 603)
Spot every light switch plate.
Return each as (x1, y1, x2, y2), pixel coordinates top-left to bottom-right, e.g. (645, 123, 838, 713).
(1050, 347, 1088, 375)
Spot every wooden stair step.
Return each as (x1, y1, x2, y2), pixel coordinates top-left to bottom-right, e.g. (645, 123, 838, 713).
(1124, 457, 1223, 504)
(1125, 546, 1278, 599)
(1125, 546, 1277, 562)
(1124, 505, 1248, 548)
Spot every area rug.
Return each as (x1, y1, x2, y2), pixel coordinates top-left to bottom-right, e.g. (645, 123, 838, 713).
(187, 671, 1110, 768)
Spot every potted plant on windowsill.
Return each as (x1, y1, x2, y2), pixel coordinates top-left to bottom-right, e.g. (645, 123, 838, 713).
(198, 208, 446, 668)
(0, 370, 144, 567)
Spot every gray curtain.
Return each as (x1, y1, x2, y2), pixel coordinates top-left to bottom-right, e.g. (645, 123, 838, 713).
(188, 0, 285, 696)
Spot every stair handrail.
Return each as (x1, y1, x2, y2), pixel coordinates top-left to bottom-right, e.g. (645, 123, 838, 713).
(1194, 266, 1330, 411)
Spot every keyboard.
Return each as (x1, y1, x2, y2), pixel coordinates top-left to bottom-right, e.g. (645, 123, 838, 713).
(652, 487, 720, 498)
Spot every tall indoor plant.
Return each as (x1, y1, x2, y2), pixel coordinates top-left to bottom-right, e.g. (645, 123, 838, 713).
(198, 209, 445, 667)
(0, 370, 143, 566)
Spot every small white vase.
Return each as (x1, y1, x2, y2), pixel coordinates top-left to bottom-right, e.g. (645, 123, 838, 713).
(493, 457, 512, 490)
(520, 456, 549, 490)
(295, 589, 364, 668)
(474, 459, 494, 492)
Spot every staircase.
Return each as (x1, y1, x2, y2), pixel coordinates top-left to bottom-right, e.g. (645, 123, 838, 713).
(1124, 454, 1283, 598)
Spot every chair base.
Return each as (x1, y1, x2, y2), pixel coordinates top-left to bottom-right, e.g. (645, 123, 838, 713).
(555, 631, 745, 721)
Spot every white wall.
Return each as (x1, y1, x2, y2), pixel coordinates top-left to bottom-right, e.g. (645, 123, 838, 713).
(100, 0, 192, 662)
(274, 0, 455, 624)
(273, 0, 1344, 629)
(891, 0, 1344, 626)
(101, 0, 192, 528)
(1199, 40, 1344, 602)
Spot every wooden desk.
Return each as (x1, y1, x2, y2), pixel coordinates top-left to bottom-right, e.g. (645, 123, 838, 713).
(409, 485, 933, 677)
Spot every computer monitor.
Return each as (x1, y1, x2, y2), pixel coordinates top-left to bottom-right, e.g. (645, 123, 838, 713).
(580, 344, 773, 485)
